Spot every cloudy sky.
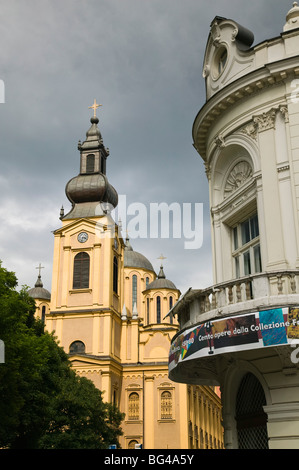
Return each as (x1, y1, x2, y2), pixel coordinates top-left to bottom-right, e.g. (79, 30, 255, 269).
(0, 0, 290, 295)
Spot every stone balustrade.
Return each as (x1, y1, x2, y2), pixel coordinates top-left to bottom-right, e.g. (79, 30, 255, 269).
(172, 270, 299, 332)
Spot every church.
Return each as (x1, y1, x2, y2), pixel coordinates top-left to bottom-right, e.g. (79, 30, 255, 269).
(28, 101, 223, 449)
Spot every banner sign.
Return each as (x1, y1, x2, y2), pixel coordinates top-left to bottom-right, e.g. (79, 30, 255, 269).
(169, 307, 299, 372)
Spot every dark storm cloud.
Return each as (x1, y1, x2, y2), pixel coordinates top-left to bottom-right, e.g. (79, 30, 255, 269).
(0, 0, 291, 292)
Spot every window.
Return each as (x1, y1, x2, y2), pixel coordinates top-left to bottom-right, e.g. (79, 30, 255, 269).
(146, 297, 150, 324)
(213, 46, 227, 79)
(236, 373, 268, 449)
(73, 252, 90, 289)
(132, 275, 137, 311)
(169, 296, 173, 324)
(232, 214, 261, 278)
(113, 256, 118, 294)
(100, 155, 106, 174)
(69, 340, 86, 354)
(157, 296, 161, 323)
(218, 49, 227, 75)
(42, 305, 46, 323)
(146, 277, 149, 288)
(128, 440, 138, 449)
(86, 154, 95, 173)
(161, 391, 172, 419)
(128, 392, 139, 420)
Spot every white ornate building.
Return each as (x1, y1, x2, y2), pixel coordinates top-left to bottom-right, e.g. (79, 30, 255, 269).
(169, 3, 299, 449)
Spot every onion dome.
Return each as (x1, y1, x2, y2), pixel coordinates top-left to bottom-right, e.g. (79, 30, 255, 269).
(284, 2, 299, 31)
(63, 103, 118, 220)
(145, 264, 177, 291)
(28, 274, 51, 301)
(124, 236, 155, 272)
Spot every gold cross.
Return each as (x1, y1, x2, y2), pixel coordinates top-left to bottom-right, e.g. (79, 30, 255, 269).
(36, 263, 44, 277)
(88, 99, 102, 117)
(157, 254, 167, 262)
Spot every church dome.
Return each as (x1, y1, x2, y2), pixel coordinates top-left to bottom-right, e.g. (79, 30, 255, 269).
(124, 237, 155, 272)
(145, 265, 177, 291)
(62, 105, 118, 220)
(66, 173, 118, 207)
(28, 275, 51, 301)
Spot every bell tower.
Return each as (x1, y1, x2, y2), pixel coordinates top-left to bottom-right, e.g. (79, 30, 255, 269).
(47, 102, 123, 365)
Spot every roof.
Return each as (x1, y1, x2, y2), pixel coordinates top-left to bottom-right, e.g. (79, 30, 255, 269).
(145, 265, 178, 291)
(28, 275, 51, 301)
(123, 237, 155, 272)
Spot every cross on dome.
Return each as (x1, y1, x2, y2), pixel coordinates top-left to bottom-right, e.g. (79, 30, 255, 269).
(36, 263, 44, 277)
(88, 99, 102, 117)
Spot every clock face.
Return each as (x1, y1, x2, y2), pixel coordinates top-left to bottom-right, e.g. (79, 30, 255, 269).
(78, 232, 88, 243)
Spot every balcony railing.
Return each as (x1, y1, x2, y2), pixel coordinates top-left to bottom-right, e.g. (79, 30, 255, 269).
(171, 270, 299, 332)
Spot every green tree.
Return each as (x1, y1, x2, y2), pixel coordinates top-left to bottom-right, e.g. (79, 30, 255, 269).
(0, 261, 124, 449)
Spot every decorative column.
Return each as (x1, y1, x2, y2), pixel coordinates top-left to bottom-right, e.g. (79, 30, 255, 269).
(253, 108, 287, 270)
(61, 245, 71, 307)
(144, 376, 155, 449)
(264, 403, 299, 449)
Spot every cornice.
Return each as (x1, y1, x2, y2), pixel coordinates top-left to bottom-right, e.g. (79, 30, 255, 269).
(192, 56, 299, 161)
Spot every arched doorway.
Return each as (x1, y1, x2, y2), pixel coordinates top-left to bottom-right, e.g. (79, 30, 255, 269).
(235, 372, 268, 449)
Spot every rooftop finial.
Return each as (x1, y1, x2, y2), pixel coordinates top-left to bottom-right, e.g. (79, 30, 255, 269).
(88, 99, 102, 118)
(35, 263, 44, 287)
(157, 254, 167, 278)
(284, 1, 299, 31)
(36, 263, 44, 277)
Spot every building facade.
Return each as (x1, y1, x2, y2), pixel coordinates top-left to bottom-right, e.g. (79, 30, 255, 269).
(169, 4, 299, 449)
(29, 106, 223, 449)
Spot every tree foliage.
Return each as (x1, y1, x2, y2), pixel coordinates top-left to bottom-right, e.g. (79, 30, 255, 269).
(0, 261, 124, 448)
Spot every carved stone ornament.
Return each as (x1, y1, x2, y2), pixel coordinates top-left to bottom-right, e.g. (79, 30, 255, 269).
(240, 122, 258, 141)
(279, 105, 289, 123)
(214, 134, 225, 149)
(224, 161, 253, 198)
(253, 108, 277, 132)
(203, 65, 210, 78)
(211, 21, 221, 46)
(231, 28, 238, 42)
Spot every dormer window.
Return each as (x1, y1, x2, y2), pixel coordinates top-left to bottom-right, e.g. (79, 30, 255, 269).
(218, 49, 227, 75)
(212, 46, 227, 79)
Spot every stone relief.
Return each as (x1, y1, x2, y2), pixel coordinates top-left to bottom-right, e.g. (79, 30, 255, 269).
(224, 161, 253, 198)
(253, 108, 277, 132)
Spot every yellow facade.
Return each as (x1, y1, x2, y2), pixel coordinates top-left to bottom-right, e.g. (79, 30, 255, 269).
(29, 111, 223, 449)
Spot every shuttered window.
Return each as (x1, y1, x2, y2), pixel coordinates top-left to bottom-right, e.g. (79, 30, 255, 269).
(86, 154, 95, 173)
(128, 392, 139, 420)
(73, 252, 90, 289)
(161, 391, 172, 419)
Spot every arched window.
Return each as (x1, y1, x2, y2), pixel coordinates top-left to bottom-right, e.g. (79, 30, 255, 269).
(113, 256, 118, 294)
(69, 340, 86, 354)
(132, 275, 137, 311)
(86, 154, 95, 173)
(161, 391, 172, 419)
(42, 305, 46, 323)
(128, 440, 138, 449)
(146, 277, 149, 288)
(128, 392, 139, 421)
(236, 372, 268, 449)
(169, 296, 173, 324)
(146, 297, 150, 325)
(73, 252, 90, 289)
(157, 296, 161, 323)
